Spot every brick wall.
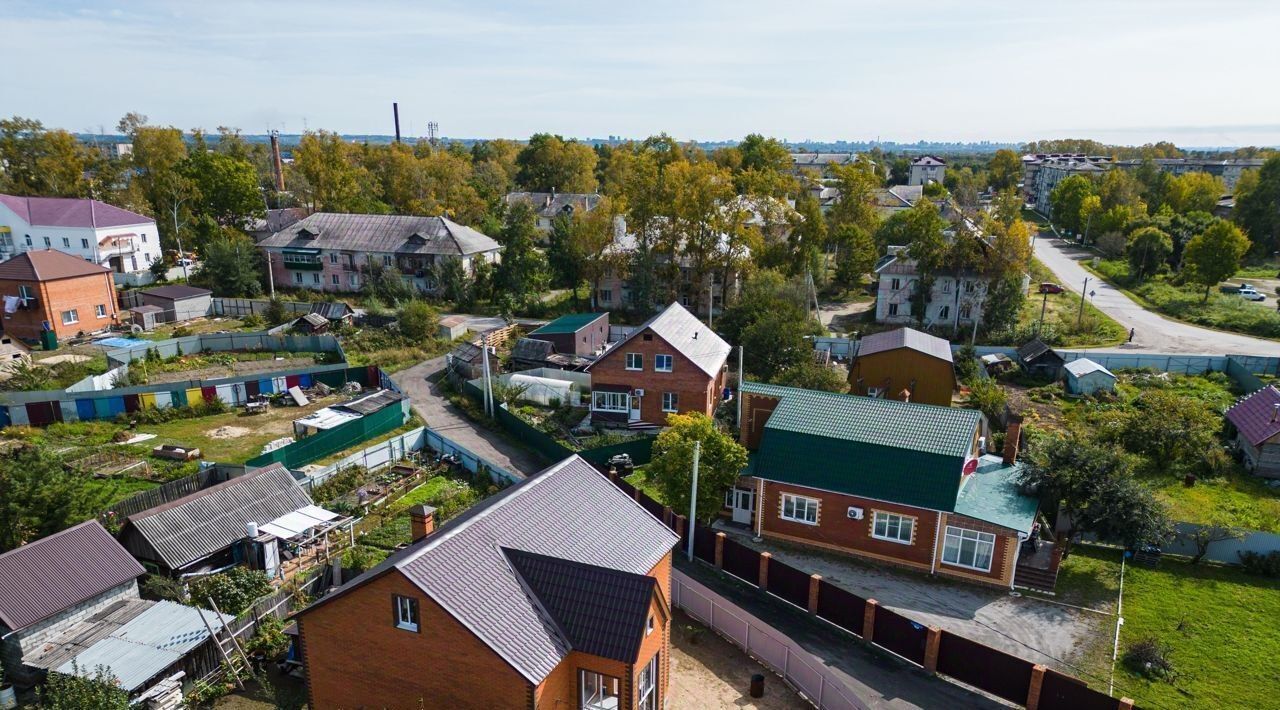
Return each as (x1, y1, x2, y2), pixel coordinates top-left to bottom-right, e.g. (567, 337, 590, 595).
(932, 512, 1018, 587)
(0, 273, 118, 341)
(591, 327, 723, 424)
(739, 391, 781, 449)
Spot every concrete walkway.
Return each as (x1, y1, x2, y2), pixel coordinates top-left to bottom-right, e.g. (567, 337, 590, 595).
(1034, 237, 1280, 355)
(677, 558, 1012, 709)
(390, 356, 545, 477)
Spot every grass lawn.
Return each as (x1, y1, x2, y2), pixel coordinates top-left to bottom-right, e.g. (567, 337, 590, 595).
(137, 396, 346, 463)
(1150, 472, 1280, 533)
(624, 466, 667, 505)
(1117, 556, 1280, 708)
(84, 475, 161, 507)
(1019, 258, 1127, 347)
(1233, 261, 1280, 279)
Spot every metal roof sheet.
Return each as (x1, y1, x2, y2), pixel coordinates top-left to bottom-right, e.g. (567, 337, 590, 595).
(0, 194, 154, 229)
(856, 327, 954, 363)
(57, 636, 182, 691)
(0, 520, 144, 632)
(0, 249, 113, 282)
(336, 389, 404, 416)
(592, 302, 729, 378)
(1064, 358, 1115, 379)
(258, 212, 501, 256)
(953, 456, 1039, 533)
(140, 285, 211, 301)
(24, 598, 154, 671)
(530, 312, 606, 335)
(1225, 385, 1280, 447)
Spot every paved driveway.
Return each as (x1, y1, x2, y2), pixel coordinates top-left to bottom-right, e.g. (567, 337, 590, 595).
(391, 357, 545, 477)
(1034, 237, 1280, 355)
(721, 528, 1111, 675)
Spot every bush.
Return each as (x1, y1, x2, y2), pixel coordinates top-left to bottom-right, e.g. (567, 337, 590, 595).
(1123, 637, 1176, 681)
(264, 298, 289, 326)
(966, 378, 1008, 429)
(141, 574, 188, 603)
(39, 663, 130, 709)
(243, 616, 291, 661)
(398, 300, 439, 341)
(954, 344, 980, 384)
(341, 544, 388, 576)
(1238, 550, 1280, 577)
(312, 465, 367, 504)
(241, 313, 264, 329)
(188, 568, 273, 615)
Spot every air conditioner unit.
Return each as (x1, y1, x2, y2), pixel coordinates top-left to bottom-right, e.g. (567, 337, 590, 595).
(847, 506, 864, 520)
(633, 388, 645, 397)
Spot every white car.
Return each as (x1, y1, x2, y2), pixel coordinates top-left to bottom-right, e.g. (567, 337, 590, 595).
(1238, 288, 1266, 302)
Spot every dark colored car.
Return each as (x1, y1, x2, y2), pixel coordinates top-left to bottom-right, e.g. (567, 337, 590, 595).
(1038, 282, 1064, 294)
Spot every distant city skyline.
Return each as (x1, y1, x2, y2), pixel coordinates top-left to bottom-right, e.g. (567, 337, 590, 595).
(7, 0, 1280, 148)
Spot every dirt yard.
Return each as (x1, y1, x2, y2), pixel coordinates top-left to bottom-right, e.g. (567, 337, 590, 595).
(671, 610, 810, 709)
(146, 355, 323, 385)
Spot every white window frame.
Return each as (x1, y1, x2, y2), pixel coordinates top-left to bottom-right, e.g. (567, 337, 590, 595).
(871, 511, 914, 545)
(60, 309, 79, 325)
(637, 654, 658, 710)
(394, 594, 419, 632)
(18, 285, 35, 300)
(95, 304, 107, 318)
(331, 274, 340, 285)
(598, 288, 612, 303)
(43, 237, 51, 247)
(887, 303, 899, 316)
(293, 272, 303, 284)
(311, 272, 320, 284)
(942, 526, 996, 572)
(780, 493, 819, 525)
(938, 305, 950, 320)
(646, 615, 655, 637)
(655, 354, 673, 372)
(592, 391, 629, 413)
(579, 670, 620, 710)
(625, 352, 643, 371)
(662, 392, 678, 412)
(329, 252, 339, 264)
(349, 273, 359, 287)
(80, 238, 89, 249)
(891, 277, 901, 290)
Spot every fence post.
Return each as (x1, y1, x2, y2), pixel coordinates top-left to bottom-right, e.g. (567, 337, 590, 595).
(807, 574, 822, 614)
(674, 515, 685, 539)
(923, 626, 941, 675)
(663, 505, 672, 526)
(862, 599, 878, 643)
(757, 552, 771, 589)
(714, 532, 726, 568)
(1026, 664, 1046, 710)
(1117, 699, 1135, 710)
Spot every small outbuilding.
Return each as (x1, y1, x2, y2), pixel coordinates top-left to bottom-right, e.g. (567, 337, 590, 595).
(980, 353, 1015, 376)
(527, 312, 609, 357)
(1063, 358, 1116, 395)
(310, 301, 354, 325)
(1225, 385, 1280, 479)
(138, 284, 212, 323)
(128, 304, 164, 331)
(296, 312, 331, 334)
(848, 327, 955, 407)
(1016, 339, 1065, 380)
(438, 315, 469, 341)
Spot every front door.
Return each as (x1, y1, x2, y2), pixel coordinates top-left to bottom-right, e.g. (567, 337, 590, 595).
(629, 394, 641, 422)
(731, 488, 755, 525)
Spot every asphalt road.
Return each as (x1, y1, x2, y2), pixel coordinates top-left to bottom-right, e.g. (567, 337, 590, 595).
(1033, 237, 1280, 356)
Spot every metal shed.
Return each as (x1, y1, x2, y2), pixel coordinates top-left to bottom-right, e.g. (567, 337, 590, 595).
(138, 285, 213, 324)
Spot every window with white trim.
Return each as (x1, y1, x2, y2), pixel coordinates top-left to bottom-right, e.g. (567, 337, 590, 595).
(349, 273, 359, 287)
(662, 392, 678, 412)
(593, 391, 629, 413)
(311, 272, 320, 284)
(329, 253, 339, 264)
(646, 615, 655, 636)
(637, 654, 658, 710)
(872, 511, 914, 544)
(80, 238, 89, 249)
(17, 285, 35, 300)
(579, 670, 620, 710)
(43, 237, 51, 247)
(293, 272, 303, 284)
(655, 354, 673, 372)
(598, 289, 612, 303)
(60, 309, 79, 325)
(95, 304, 107, 318)
(393, 595, 419, 632)
(938, 305, 950, 320)
(781, 493, 819, 525)
(625, 352, 642, 371)
(888, 303, 899, 316)
(331, 274, 340, 285)
(942, 526, 996, 572)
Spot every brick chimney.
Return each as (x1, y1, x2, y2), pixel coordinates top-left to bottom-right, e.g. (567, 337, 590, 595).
(409, 504, 436, 543)
(1003, 414, 1023, 465)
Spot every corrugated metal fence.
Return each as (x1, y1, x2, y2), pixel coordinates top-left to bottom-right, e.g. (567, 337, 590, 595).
(105, 332, 345, 368)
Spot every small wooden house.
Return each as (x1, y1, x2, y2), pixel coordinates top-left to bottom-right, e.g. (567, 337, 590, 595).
(848, 327, 955, 407)
(1225, 385, 1280, 479)
(1063, 358, 1116, 395)
(1016, 339, 1065, 380)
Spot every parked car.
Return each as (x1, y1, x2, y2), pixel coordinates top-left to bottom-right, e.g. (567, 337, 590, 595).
(1038, 283, 1064, 294)
(1238, 287, 1266, 302)
(1219, 282, 1254, 294)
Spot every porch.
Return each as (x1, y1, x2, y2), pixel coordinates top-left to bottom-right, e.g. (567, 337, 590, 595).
(1013, 539, 1063, 593)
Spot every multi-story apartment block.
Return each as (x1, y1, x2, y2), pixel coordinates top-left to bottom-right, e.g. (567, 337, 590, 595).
(0, 195, 161, 275)
(908, 156, 946, 186)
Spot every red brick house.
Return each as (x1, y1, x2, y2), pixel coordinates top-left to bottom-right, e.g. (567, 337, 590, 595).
(586, 302, 730, 428)
(0, 250, 118, 341)
(731, 381, 1046, 590)
(294, 455, 679, 710)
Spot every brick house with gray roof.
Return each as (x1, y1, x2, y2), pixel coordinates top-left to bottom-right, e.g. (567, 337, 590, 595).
(731, 382, 1051, 591)
(293, 455, 678, 710)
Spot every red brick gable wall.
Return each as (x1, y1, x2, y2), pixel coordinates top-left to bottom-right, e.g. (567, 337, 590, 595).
(591, 328, 724, 424)
(0, 273, 117, 341)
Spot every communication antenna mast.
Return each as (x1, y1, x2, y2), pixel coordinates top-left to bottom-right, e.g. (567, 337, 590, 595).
(427, 121, 439, 147)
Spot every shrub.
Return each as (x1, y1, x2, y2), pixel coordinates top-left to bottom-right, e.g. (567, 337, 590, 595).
(1123, 637, 1176, 681)
(264, 298, 289, 326)
(312, 465, 367, 504)
(954, 344, 980, 384)
(141, 574, 188, 603)
(241, 313, 264, 329)
(188, 568, 273, 615)
(243, 616, 291, 661)
(38, 662, 129, 710)
(1238, 550, 1280, 577)
(966, 378, 1008, 429)
(397, 300, 439, 341)
(341, 544, 388, 576)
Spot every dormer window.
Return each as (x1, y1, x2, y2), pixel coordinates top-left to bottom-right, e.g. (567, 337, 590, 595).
(407, 233, 427, 245)
(297, 227, 319, 239)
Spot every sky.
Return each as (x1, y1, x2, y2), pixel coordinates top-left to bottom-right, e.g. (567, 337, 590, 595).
(5, 0, 1280, 147)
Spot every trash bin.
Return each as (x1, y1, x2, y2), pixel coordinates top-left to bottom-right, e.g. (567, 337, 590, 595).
(750, 673, 765, 698)
(40, 329, 57, 351)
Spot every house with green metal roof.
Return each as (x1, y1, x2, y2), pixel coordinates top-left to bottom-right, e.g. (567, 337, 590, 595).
(527, 312, 609, 357)
(730, 381, 1051, 591)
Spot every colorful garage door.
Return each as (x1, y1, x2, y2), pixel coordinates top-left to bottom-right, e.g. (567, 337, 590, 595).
(76, 399, 96, 421)
(186, 387, 204, 405)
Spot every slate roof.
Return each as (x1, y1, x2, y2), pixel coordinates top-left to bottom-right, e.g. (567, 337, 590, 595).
(0, 249, 112, 282)
(1064, 358, 1115, 379)
(1226, 385, 1280, 447)
(140, 284, 211, 301)
(912, 156, 946, 166)
(0, 520, 145, 633)
(1016, 339, 1060, 363)
(504, 548, 656, 665)
(336, 388, 404, 415)
(856, 327, 954, 363)
(257, 212, 501, 256)
(743, 381, 980, 511)
(296, 455, 678, 684)
(0, 194, 154, 228)
(121, 465, 314, 570)
(953, 455, 1038, 534)
(592, 302, 730, 378)
(790, 153, 858, 167)
(504, 192, 602, 219)
(530, 312, 606, 335)
(310, 301, 353, 320)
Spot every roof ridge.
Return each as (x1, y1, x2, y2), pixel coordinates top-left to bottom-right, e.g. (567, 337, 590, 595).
(0, 519, 100, 563)
(125, 464, 285, 522)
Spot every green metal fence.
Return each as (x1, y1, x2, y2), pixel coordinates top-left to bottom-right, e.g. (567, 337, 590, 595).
(245, 402, 408, 469)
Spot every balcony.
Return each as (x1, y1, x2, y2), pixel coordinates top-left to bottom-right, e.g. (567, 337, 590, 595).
(282, 258, 324, 271)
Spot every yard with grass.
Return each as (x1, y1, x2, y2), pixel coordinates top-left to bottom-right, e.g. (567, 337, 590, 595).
(1013, 258, 1127, 347)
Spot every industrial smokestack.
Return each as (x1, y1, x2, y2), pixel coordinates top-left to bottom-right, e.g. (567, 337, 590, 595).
(269, 132, 285, 192)
(393, 102, 401, 143)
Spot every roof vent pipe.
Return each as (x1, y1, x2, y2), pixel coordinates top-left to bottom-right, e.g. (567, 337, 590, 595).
(1272, 404, 1279, 423)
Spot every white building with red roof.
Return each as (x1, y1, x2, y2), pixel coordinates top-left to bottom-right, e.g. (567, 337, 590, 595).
(0, 194, 160, 275)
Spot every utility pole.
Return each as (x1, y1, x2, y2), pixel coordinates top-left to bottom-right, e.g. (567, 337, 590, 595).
(1037, 289, 1049, 336)
(686, 440, 701, 562)
(169, 191, 190, 283)
(736, 345, 744, 427)
(708, 282, 713, 328)
(1077, 276, 1090, 328)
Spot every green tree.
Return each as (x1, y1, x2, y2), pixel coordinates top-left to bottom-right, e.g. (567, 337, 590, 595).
(649, 413, 748, 524)
(1233, 157, 1280, 257)
(786, 192, 828, 277)
(718, 270, 808, 345)
(1049, 175, 1095, 234)
(292, 130, 373, 211)
(192, 231, 263, 297)
(181, 150, 265, 229)
(987, 149, 1022, 191)
(0, 116, 90, 197)
(1182, 220, 1251, 301)
(187, 567, 273, 615)
(884, 200, 947, 323)
(397, 300, 439, 342)
(1125, 226, 1173, 281)
(1166, 171, 1225, 215)
(514, 133, 598, 193)
(741, 310, 815, 380)
(773, 361, 847, 393)
(37, 663, 129, 710)
(831, 223, 877, 290)
(0, 445, 112, 552)
(362, 261, 415, 305)
(494, 202, 551, 309)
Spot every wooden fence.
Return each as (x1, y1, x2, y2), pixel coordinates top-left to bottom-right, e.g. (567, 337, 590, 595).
(102, 468, 221, 521)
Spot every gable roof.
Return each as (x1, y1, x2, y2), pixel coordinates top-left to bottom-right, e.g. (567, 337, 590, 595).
(856, 327, 953, 363)
(297, 455, 678, 684)
(0, 194, 154, 229)
(504, 548, 657, 665)
(912, 156, 946, 166)
(1016, 339, 1060, 363)
(743, 381, 980, 511)
(1064, 358, 1115, 379)
(257, 212, 500, 256)
(0, 520, 144, 633)
(530, 312, 606, 335)
(0, 249, 112, 281)
(504, 192, 602, 219)
(140, 284, 211, 301)
(1226, 385, 1280, 447)
(122, 465, 313, 570)
(593, 302, 730, 378)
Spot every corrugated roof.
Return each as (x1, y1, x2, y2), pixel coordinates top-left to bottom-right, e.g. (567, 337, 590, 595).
(1226, 385, 1280, 447)
(743, 381, 980, 511)
(504, 192, 602, 219)
(257, 212, 501, 256)
(140, 284, 211, 300)
(1016, 339, 1057, 362)
(297, 455, 679, 684)
(1064, 358, 1115, 379)
(25, 598, 154, 671)
(336, 389, 404, 416)
(0, 194, 154, 228)
(856, 327, 954, 363)
(122, 465, 314, 570)
(530, 312, 606, 335)
(0, 520, 144, 633)
(592, 302, 730, 378)
(0, 249, 112, 282)
(953, 456, 1038, 533)
(309, 301, 353, 320)
(505, 548, 656, 665)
